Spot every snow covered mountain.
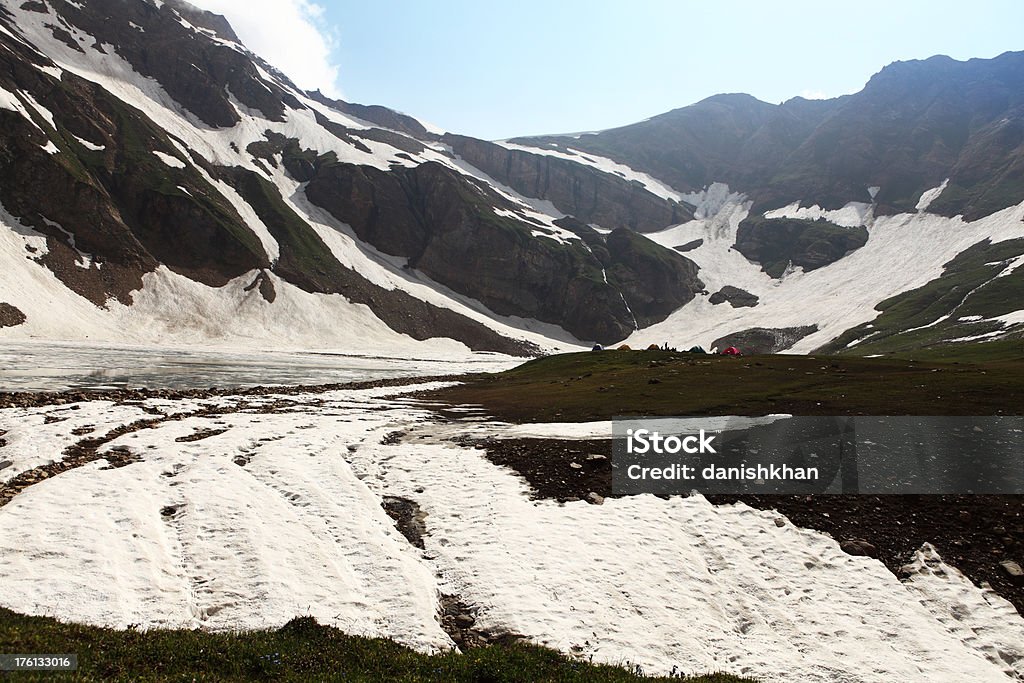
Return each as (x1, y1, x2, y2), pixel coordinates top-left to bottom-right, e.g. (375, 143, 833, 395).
(1, 0, 1023, 357)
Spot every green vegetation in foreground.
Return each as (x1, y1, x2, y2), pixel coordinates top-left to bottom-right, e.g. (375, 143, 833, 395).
(427, 350, 1024, 422)
(0, 609, 753, 683)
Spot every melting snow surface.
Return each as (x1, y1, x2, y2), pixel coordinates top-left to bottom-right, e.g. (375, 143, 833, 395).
(0, 386, 1021, 681)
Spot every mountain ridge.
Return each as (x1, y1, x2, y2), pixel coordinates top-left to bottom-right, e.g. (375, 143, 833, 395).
(0, 0, 1022, 356)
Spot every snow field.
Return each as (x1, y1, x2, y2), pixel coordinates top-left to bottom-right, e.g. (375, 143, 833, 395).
(631, 186, 1024, 352)
(1, 385, 1021, 681)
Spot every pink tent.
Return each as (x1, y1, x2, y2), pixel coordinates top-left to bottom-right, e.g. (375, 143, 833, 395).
(720, 346, 742, 356)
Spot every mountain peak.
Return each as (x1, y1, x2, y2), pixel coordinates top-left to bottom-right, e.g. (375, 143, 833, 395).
(162, 0, 240, 44)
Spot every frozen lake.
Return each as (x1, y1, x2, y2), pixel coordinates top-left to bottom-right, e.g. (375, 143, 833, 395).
(0, 341, 521, 392)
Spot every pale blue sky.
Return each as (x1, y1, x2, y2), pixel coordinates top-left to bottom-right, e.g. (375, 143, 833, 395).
(199, 0, 1024, 140)
(325, 0, 1022, 139)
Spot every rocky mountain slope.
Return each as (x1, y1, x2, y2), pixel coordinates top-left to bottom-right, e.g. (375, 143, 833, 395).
(0, 0, 1022, 356)
(514, 52, 1024, 221)
(0, 0, 700, 352)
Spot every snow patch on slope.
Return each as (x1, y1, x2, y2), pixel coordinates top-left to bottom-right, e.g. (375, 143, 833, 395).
(0, 86, 44, 132)
(917, 179, 950, 212)
(152, 150, 185, 168)
(764, 201, 874, 228)
(104, 267, 471, 356)
(631, 186, 1024, 352)
(72, 134, 105, 151)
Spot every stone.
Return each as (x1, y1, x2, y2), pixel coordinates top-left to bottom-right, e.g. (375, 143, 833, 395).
(840, 539, 877, 558)
(1000, 560, 1023, 577)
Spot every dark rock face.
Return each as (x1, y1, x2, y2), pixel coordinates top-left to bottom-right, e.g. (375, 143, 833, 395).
(711, 326, 819, 354)
(0, 43, 273, 300)
(442, 134, 693, 233)
(306, 90, 432, 140)
(514, 93, 832, 204)
(0, 0, 544, 353)
(0, 50, 154, 305)
(675, 238, 703, 253)
(515, 52, 1024, 221)
(306, 161, 702, 343)
(602, 228, 703, 328)
(49, 0, 297, 127)
(735, 217, 868, 278)
(221, 167, 538, 356)
(163, 0, 240, 43)
(0, 303, 26, 328)
(709, 286, 759, 308)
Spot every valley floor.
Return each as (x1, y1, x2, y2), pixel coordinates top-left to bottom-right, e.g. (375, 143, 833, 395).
(0, 360, 1022, 681)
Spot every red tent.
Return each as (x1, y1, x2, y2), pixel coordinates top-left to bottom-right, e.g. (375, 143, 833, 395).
(720, 346, 742, 356)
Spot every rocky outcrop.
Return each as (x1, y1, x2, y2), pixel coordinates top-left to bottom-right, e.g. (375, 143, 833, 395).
(709, 286, 759, 308)
(735, 217, 868, 278)
(222, 167, 538, 355)
(442, 134, 693, 233)
(0, 42, 276, 302)
(0, 46, 155, 305)
(602, 228, 703, 327)
(675, 239, 703, 253)
(711, 326, 818, 354)
(46, 0, 300, 127)
(0, 303, 26, 328)
(306, 90, 433, 140)
(306, 160, 702, 343)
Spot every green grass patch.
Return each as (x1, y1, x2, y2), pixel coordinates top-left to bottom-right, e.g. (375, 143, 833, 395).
(0, 609, 751, 682)
(822, 237, 1024, 357)
(427, 350, 1024, 422)
(220, 166, 347, 292)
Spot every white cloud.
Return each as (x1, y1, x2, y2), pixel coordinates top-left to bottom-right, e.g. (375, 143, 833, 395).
(799, 89, 830, 100)
(188, 0, 342, 97)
